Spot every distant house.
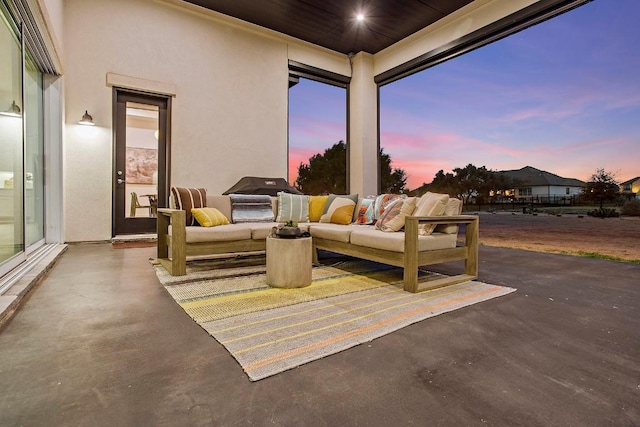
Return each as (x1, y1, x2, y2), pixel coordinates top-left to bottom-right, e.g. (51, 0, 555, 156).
(619, 177, 640, 199)
(501, 166, 585, 203)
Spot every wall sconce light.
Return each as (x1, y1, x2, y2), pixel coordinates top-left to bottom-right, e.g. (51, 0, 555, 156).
(0, 100, 21, 117)
(78, 110, 95, 126)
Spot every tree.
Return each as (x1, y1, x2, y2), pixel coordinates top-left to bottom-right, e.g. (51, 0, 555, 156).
(582, 168, 619, 208)
(380, 149, 407, 193)
(296, 141, 347, 195)
(425, 163, 517, 203)
(428, 169, 458, 196)
(295, 141, 407, 195)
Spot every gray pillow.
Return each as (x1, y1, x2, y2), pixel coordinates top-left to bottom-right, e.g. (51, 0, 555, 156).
(229, 194, 275, 223)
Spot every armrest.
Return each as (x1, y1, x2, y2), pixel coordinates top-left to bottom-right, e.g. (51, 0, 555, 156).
(405, 215, 478, 246)
(157, 209, 186, 258)
(405, 214, 478, 226)
(157, 209, 186, 235)
(157, 207, 184, 216)
(156, 209, 187, 276)
(403, 214, 479, 292)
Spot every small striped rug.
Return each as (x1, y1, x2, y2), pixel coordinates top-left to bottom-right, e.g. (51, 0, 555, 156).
(153, 258, 516, 381)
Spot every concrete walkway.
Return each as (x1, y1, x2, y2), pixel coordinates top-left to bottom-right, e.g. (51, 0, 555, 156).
(0, 244, 638, 426)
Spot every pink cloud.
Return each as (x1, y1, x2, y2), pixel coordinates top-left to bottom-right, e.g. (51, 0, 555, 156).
(288, 147, 321, 184)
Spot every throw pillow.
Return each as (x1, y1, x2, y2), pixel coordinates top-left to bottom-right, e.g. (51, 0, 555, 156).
(191, 207, 230, 227)
(308, 196, 329, 222)
(276, 192, 309, 223)
(322, 194, 359, 214)
(434, 198, 463, 234)
(373, 194, 406, 221)
(229, 194, 275, 223)
(355, 197, 376, 225)
(319, 197, 356, 225)
(171, 187, 207, 226)
(377, 197, 417, 232)
(412, 192, 449, 235)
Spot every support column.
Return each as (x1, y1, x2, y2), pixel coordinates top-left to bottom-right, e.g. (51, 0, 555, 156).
(348, 52, 378, 197)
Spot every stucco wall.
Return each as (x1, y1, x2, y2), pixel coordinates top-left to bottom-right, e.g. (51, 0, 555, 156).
(62, 0, 296, 241)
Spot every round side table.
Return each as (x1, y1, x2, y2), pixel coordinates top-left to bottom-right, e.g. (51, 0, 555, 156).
(266, 236, 312, 288)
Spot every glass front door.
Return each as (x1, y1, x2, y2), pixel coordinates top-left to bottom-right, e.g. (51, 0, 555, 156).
(113, 90, 169, 235)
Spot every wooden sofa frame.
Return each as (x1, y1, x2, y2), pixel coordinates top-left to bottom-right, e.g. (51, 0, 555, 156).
(312, 215, 478, 293)
(157, 208, 268, 276)
(157, 208, 478, 293)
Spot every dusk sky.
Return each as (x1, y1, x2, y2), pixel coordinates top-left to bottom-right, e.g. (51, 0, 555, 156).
(288, 0, 640, 190)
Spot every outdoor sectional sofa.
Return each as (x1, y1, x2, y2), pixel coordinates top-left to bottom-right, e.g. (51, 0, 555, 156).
(157, 190, 479, 293)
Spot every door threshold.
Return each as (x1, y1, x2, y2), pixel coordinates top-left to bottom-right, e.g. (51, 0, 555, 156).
(112, 233, 157, 243)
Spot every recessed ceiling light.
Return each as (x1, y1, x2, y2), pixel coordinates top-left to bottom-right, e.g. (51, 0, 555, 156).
(356, 13, 365, 22)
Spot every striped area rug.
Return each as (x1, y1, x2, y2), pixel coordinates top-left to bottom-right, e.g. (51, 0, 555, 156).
(153, 258, 516, 381)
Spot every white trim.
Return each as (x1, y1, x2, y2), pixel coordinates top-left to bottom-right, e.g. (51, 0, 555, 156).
(0, 243, 63, 295)
(0, 254, 26, 282)
(106, 72, 177, 97)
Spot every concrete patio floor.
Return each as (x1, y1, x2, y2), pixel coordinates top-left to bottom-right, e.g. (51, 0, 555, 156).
(0, 243, 638, 426)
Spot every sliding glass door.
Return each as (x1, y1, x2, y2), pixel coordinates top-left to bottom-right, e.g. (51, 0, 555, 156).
(0, 2, 45, 280)
(24, 54, 44, 249)
(0, 7, 23, 266)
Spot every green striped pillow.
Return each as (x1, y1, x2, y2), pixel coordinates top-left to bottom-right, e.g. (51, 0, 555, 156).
(276, 192, 309, 223)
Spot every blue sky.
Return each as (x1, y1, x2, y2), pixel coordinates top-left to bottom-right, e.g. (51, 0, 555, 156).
(289, 0, 640, 190)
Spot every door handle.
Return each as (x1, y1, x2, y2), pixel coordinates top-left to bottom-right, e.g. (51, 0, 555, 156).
(117, 178, 126, 184)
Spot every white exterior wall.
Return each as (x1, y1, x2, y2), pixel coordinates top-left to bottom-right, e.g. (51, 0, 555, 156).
(61, 0, 302, 242)
(549, 185, 582, 197)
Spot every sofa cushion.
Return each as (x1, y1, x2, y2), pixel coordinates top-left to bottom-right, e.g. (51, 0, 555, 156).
(350, 228, 457, 253)
(434, 198, 463, 234)
(182, 223, 252, 243)
(229, 194, 275, 223)
(191, 207, 229, 227)
(171, 187, 206, 226)
(413, 192, 449, 235)
(249, 222, 280, 240)
(376, 197, 417, 232)
(276, 192, 309, 223)
(320, 196, 356, 225)
(309, 223, 354, 243)
(308, 196, 329, 222)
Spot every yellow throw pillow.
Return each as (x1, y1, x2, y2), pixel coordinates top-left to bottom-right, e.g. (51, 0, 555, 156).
(191, 207, 230, 227)
(319, 197, 356, 225)
(308, 195, 329, 222)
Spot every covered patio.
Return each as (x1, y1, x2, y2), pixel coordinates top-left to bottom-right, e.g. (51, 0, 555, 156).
(2, 0, 638, 424)
(0, 243, 638, 425)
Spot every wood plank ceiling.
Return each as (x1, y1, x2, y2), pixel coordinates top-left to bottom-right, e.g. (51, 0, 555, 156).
(183, 0, 474, 55)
